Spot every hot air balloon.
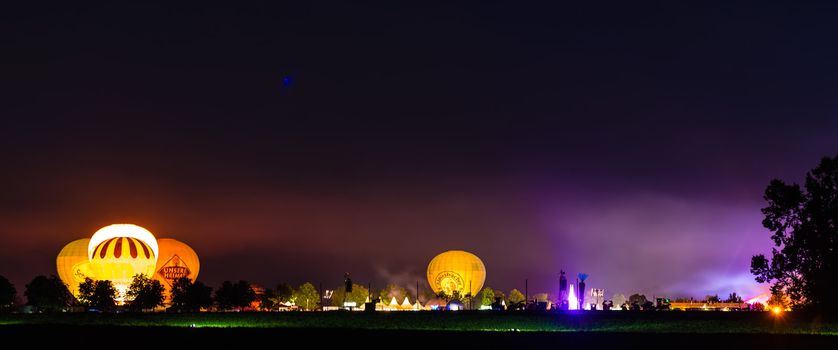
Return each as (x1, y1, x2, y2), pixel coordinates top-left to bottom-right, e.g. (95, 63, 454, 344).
(56, 238, 93, 297)
(153, 238, 200, 289)
(426, 250, 486, 297)
(88, 224, 159, 260)
(88, 237, 157, 298)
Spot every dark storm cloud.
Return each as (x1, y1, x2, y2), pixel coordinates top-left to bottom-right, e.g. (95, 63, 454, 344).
(2, 1, 838, 298)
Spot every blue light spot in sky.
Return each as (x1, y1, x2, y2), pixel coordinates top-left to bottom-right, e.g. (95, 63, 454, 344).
(282, 75, 294, 88)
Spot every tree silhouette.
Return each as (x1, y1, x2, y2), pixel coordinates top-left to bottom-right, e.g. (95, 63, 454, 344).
(170, 278, 213, 312)
(275, 283, 294, 303)
(24, 275, 72, 312)
(450, 290, 464, 302)
(214, 281, 235, 310)
(0, 275, 16, 313)
(259, 288, 277, 311)
(215, 280, 256, 310)
(725, 292, 742, 303)
(77, 278, 95, 306)
(751, 154, 838, 311)
(92, 280, 117, 311)
(77, 278, 117, 311)
(126, 274, 165, 311)
(628, 293, 647, 310)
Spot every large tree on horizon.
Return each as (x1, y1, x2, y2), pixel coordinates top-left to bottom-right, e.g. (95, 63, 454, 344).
(126, 274, 165, 311)
(293, 282, 320, 311)
(508, 289, 525, 306)
(751, 154, 838, 311)
(214, 280, 256, 311)
(0, 275, 16, 313)
(77, 278, 117, 311)
(24, 275, 72, 312)
(479, 287, 495, 306)
(275, 283, 294, 304)
(170, 278, 213, 312)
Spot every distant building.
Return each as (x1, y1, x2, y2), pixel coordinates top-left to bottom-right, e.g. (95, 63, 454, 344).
(667, 300, 746, 311)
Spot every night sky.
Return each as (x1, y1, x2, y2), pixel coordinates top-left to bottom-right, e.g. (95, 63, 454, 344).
(2, 1, 838, 300)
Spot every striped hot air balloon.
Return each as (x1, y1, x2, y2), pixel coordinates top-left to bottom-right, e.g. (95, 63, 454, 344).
(88, 236, 158, 298)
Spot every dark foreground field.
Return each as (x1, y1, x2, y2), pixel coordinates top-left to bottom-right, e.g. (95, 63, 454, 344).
(2, 311, 837, 348)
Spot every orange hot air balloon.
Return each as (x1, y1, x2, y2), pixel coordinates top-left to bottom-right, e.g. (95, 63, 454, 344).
(154, 238, 200, 290)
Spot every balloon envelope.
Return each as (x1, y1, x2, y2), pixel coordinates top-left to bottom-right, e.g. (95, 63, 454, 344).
(426, 250, 486, 297)
(88, 237, 157, 297)
(56, 238, 93, 297)
(88, 224, 159, 260)
(153, 238, 200, 289)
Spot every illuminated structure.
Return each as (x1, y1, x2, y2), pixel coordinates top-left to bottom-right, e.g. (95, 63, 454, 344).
(426, 250, 486, 298)
(667, 300, 746, 311)
(577, 273, 588, 310)
(568, 284, 578, 310)
(56, 224, 200, 302)
(558, 270, 568, 310)
(375, 296, 422, 311)
(745, 293, 770, 306)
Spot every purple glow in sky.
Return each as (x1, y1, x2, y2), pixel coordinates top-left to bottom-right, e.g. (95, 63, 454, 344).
(546, 192, 769, 298)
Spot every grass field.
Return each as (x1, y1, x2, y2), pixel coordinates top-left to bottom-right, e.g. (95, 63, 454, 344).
(2, 311, 837, 335)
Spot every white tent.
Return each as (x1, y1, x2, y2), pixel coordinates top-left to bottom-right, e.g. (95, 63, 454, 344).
(400, 297, 412, 308)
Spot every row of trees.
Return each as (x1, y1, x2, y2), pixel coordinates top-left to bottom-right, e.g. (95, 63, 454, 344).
(1, 274, 760, 313)
(22, 275, 169, 312)
(432, 286, 525, 309)
(0, 273, 333, 313)
(249, 282, 530, 311)
(671, 293, 743, 304)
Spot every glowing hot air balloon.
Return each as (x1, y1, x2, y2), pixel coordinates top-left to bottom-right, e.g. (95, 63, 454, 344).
(88, 236, 157, 298)
(153, 238, 200, 289)
(426, 250, 486, 297)
(56, 224, 202, 306)
(56, 238, 94, 298)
